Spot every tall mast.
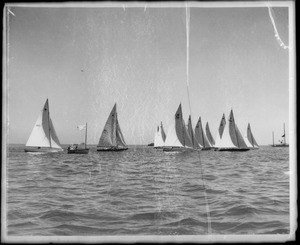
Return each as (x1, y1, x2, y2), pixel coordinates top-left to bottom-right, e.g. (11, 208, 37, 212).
(272, 131, 274, 146)
(85, 122, 87, 149)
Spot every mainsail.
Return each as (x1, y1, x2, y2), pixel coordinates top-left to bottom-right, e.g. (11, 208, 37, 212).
(187, 115, 197, 148)
(25, 99, 62, 150)
(214, 113, 226, 147)
(97, 103, 127, 150)
(228, 110, 248, 149)
(247, 123, 259, 148)
(163, 103, 193, 149)
(160, 122, 166, 142)
(205, 122, 215, 146)
(154, 125, 165, 148)
(195, 117, 211, 149)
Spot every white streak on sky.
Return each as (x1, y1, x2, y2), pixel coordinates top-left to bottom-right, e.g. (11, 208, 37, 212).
(267, 5, 289, 50)
(8, 7, 15, 16)
(185, 3, 192, 117)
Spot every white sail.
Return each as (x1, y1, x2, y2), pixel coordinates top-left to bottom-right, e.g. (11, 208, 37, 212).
(160, 122, 166, 142)
(247, 123, 259, 148)
(163, 103, 193, 150)
(215, 110, 248, 150)
(154, 125, 165, 148)
(243, 135, 253, 148)
(25, 99, 62, 150)
(214, 118, 237, 149)
(163, 123, 184, 147)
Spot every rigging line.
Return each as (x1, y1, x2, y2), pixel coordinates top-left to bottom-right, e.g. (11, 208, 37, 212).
(185, 3, 212, 234)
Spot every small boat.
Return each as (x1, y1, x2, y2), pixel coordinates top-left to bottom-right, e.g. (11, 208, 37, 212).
(163, 103, 194, 152)
(67, 123, 89, 154)
(205, 122, 215, 147)
(24, 99, 63, 153)
(97, 103, 128, 151)
(271, 123, 289, 147)
(194, 117, 212, 150)
(154, 122, 167, 149)
(243, 123, 259, 149)
(214, 110, 250, 151)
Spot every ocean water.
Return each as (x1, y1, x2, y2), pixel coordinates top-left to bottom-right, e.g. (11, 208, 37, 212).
(5, 145, 290, 237)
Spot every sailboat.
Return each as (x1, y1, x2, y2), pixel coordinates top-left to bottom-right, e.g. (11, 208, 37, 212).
(154, 122, 166, 149)
(214, 113, 226, 149)
(187, 115, 199, 149)
(97, 103, 128, 151)
(163, 103, 194, 152)
(271, 123, 289, 147)
(243, 123, 259, 149)
(67, 123, 89, 154)
(194, 117, 212, 150)
(24, 99, 63, 153)
(205, 122, 215, 147)
(214, 110, 250, 151)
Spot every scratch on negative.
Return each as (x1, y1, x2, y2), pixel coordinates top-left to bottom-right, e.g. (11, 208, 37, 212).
(267, 5, 289, 50)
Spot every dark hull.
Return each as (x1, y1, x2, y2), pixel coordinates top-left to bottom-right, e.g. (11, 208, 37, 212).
(201, 147, 213, 151)
(215, 148, 250, 152)
(271, 144, 289, 147)
(97, 147, 128, 152)
(163, 147, 194, 152)
(67, 148, 89, 154)
(24, 147, 63, 153)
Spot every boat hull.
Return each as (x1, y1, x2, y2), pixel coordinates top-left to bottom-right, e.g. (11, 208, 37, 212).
(24, 147, 63, 153)
(67, 148, 89, 154)
(271, 144, 289, 147)
(163, 147, 194, 152)
(215, 148, 250, 152)
(97, 147, 128, 151)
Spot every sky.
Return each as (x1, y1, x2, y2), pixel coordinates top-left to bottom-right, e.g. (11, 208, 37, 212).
(5, 2, 294, 146)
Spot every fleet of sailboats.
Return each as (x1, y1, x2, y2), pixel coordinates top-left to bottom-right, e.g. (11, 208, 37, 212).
(24, 99, 284, 153)
(97, 103, 128, 151)
(24, 99, 63, 153)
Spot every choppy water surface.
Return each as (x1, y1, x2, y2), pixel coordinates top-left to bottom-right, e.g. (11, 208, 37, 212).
(6, 145, 290, 236)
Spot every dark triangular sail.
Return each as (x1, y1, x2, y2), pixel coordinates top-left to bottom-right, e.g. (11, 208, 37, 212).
(195, 117, 211, 148)
(219, 113, 226, 137)
(97, 104, 117, 147)
(205, 122, 215, 146)
(187, 115, 197, 148)
(228, 110, 248, 149)
(174, 104, 193, 148)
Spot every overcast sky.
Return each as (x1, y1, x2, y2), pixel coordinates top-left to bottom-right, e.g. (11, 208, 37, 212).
(5, 2, 293, 145)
